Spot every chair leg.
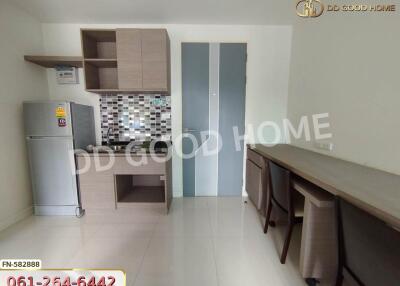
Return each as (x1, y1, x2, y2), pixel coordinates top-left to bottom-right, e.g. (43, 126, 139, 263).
(264, 201, 273, 234)
(280, 221, 294, 264)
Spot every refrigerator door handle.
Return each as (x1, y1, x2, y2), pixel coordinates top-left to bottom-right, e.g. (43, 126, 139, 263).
(27, 136, 73, 140)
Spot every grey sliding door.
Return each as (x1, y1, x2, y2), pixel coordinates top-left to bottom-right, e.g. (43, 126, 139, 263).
(182, 43, 210, 197)
(218, 43, 247, 196)
(182, 42, 247, 197)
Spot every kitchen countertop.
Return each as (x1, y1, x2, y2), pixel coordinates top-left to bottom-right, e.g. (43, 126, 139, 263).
(75, 143, 171, 156)
(76, 151, 167, 157)
(75, 149, 169, 157)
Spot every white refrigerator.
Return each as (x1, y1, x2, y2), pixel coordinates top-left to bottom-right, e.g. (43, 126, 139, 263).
(24, 101, 96, 216)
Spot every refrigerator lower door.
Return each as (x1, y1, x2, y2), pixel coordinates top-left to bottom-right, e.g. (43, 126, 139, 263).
(27, 137, 79, 215)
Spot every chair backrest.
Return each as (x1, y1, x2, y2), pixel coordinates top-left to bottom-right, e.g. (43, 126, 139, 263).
(338, 198, 400, 286)
(268, 161, 291, 212)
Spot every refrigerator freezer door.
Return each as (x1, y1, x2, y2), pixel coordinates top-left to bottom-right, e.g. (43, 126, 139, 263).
(24, 101, 72, 137)
(26, 137, 79, 209)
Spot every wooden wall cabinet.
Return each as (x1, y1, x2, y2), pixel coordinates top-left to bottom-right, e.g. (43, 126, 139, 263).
(116, 29, 142, 90)
(141, 29, 170, 92)
(81, 28, 170, 94)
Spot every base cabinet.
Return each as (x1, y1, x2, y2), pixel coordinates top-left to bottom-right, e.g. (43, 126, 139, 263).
(245, 148, 267, 212)
(77, 155, 172, 214)
(246, 159, 262, 209)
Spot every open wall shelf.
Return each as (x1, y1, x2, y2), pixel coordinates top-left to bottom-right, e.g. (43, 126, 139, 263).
(119, 186, 165, 203)
(84, 61, 118, 90)
(82, 29, 119, 92)
(84, 59, 117, 67)
(115, 175, 166, 204)
(81, 29, 117, 59)
(24, 56, 83, 68)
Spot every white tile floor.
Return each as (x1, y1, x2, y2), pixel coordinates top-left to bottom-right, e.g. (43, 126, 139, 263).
(0, 198, 306, 286)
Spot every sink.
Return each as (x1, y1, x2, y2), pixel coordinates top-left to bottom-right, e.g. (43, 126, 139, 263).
(110, 145, 123, 152)
(88, 141, 170, 154)
(88, 145, 124, 153)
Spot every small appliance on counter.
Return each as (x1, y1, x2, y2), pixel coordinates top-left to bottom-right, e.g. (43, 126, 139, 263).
(24, 101, 96, 216)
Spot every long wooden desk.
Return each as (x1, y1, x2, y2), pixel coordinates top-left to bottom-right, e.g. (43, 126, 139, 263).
(249, 144, 400, 284)
(250, 144, 400, 229)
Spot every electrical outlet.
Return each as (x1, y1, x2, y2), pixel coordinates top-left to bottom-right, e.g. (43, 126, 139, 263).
(314, 142, 334, 151)
(161, 113, 171, 120)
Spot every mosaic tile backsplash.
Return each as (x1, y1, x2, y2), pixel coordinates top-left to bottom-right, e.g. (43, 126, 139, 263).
(100, 94, 171, 143)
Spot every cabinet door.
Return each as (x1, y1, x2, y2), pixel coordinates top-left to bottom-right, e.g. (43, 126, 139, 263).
(116, 29, 142, 89)
(27, 137, 78, 206)
(246, 159, 263, 210)
(77, 157, 115, 211)
(141, 29, 169, 91)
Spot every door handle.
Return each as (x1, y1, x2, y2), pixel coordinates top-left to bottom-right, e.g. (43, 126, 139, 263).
(183, 128, 199, 133)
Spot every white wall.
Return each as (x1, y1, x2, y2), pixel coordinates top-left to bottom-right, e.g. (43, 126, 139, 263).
(0, 1, 49, 230)
(287, 14, 400, 175)
(42, 24, 292, 196)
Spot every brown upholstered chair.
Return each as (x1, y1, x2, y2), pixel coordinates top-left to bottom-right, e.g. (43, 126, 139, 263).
(336, 198, 400, 286)
(264, 160, 304, 264)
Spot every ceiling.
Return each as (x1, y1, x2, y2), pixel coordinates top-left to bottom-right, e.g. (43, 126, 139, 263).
(13, 0, 294, 25)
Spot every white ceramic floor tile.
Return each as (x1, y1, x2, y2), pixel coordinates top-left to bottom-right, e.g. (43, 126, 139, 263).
(98, 223, 156, 238)
(34, 236, 85, 268)
(136, 236, 218, 286)
(170, 197, 209, 210)
(154, 208, 212, 237)
(207, 197, 248, 210)
(0, 197, 306, 286)
(69, 236, 150, 274)
(0, 218, 39, 241)
(214, 239, 286, 286)
(82, 210, 162, 224)
(209, 207, 265, 237)
(0, 217, 99, 267)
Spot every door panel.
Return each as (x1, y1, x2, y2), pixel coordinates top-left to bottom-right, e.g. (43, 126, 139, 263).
(116, 29, 142, 89)
(27, 137, 78, 206)
(70, 103, 96, 150)
(116, 29, 142, 60)
(141, 29, 167, 62)
(218, 43, 247, 196)
(182, 43, 210, 197)
(193, 43, 219, 197)
(246, 159, 263, 209)
(23, 102, 72, 137)
(118, 60, 142, 89)
(182, 43, 246, 197)
(142, 61, 168, 90)
(142, 30, 168, 90)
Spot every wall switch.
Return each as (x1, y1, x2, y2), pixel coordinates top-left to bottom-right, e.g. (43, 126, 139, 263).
(314, 142, 334, 151)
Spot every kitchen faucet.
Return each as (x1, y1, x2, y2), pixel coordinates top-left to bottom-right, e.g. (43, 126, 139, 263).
(106, 127, 113, 146)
